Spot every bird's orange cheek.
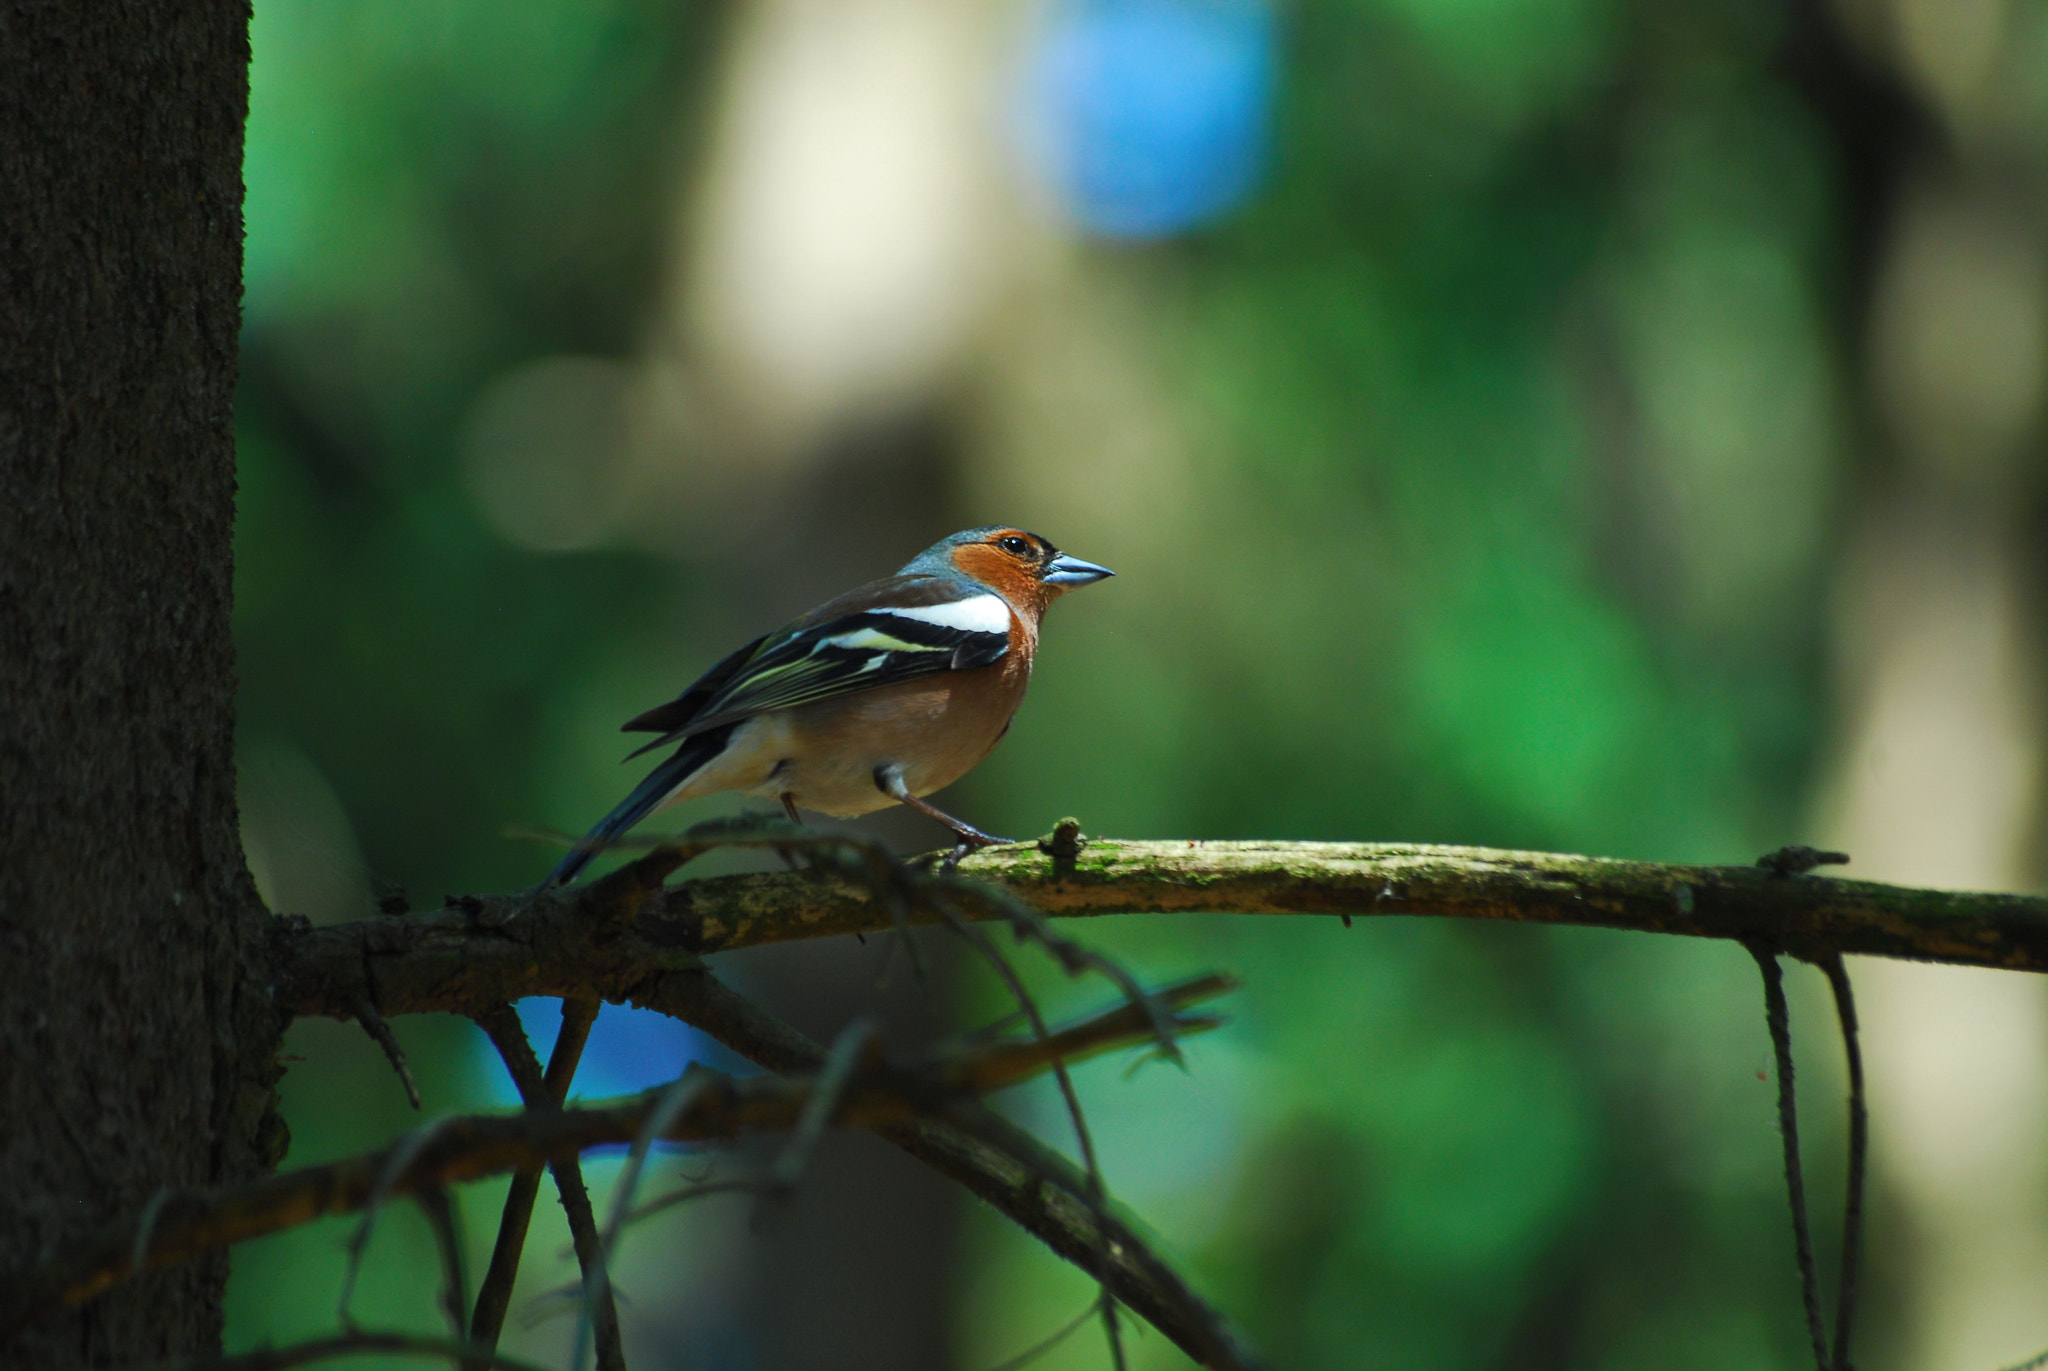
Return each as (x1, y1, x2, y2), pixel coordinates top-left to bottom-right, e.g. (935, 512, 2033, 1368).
(950, 543, 1049, 615)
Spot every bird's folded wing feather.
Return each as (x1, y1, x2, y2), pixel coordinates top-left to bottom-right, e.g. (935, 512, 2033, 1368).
(621, 576, 1012, 758)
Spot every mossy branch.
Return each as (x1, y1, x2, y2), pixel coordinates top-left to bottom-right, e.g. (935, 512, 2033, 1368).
(280, 835, 2048, 1026)
(254, 825, 2046, 1371)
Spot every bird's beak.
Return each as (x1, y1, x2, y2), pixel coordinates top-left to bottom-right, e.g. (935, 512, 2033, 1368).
(1043, 553, 1115, 587)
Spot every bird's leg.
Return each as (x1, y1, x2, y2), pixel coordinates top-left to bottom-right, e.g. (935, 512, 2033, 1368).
(874, 765, 1014, 872)
(775, 793, 800, 869)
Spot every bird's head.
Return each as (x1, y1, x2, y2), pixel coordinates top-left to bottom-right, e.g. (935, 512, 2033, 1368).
(907, 526, 1114, 614)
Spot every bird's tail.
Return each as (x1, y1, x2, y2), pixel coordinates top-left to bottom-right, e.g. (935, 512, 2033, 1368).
(539, 725, 738, 891)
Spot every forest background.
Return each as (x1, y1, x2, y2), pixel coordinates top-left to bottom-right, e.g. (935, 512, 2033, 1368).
(224, 0, 2048, 1367)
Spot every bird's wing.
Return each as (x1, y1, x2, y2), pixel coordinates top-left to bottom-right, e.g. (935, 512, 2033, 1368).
(619, 632, 772, 741)
(620, 576, 1012, 758)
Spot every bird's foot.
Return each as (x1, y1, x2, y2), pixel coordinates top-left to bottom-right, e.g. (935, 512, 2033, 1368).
(939, 826, 1015, 874)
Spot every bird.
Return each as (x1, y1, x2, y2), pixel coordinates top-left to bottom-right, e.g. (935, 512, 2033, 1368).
(540, 526, 1114, 889)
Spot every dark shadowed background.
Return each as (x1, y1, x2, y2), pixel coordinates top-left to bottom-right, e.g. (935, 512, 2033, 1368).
(225, 0, 2048, 1366)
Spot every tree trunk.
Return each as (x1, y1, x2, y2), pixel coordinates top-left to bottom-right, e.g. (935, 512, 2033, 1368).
(0, 3, 277, 1367)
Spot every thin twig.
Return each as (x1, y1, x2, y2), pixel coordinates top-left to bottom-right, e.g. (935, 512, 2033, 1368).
(941, 903, 1126, 1371)
(546, 998, 601, 1097)
(952, 881, 1182, 1069)
(525, 998, 622, 1371)
(1748, 943, 1828, 1371)
(857, 842, 933, 987)
(574, 1069, 712, 1371)
(1996, 1346, 2048, 1371)
(353, 997, 421, 1110)
(6, 981, 1240, 1360)
(469, 1170, 543, 1358)
(764, 826, 1181, 1063)
(617, 1177, 768, 1230)
(1816, 953, 1866, 1371)
(467, 1007, 549, 1367)
(638, 970, 1266, 1371)
(338, 1120, 454, 1329)
(114, 1330, 554, 1371)
(467, 999, 615, 1370)
(980, 1296, 1113, 1371)
(414, 1186, 470, 1351)
(770, 1018, 877, 1193)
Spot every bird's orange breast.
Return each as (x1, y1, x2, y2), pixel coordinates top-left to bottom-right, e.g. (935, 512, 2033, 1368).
(752, 657, 1030, 816)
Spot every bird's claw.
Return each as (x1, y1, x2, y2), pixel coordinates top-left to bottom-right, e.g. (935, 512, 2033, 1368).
(939, 828, 1015, 874)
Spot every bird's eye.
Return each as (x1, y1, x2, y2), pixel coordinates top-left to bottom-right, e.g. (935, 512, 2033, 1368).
(998, 535, 1032, 557)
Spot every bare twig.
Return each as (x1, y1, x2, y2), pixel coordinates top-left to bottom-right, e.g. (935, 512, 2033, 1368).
(1816, 954, 1866, 1371)
(1748, 944, 1828, 1371)
(770, 1018, 877, 1193)
(981, 1296, 1112, 1371)
(1, 980, 1229, 1349)
(573, 1069, 714, 1371)
(947, 880, 1182, 1068)
(940, 903, 1125, 1371)
(647, 971, 1265, 1371)
(353, 997, 421, 1110)
(616, 1176, 766, 1230)
(467, 999, 620, 1371)
(473, 1005, 547, 1101)
(749, 826, 1181, 1062)
(115, 1329, 553, 1371)
(546, 999, 601, 1096)
(413, 1186, 470, 1350)
(339, 1120, 455, 1328)
(467, 1009, 549, 1364)
(533, 999, 622, 1371)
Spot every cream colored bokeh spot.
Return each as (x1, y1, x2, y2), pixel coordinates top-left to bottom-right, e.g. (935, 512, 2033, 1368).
(1817, 170, 2048, 1369)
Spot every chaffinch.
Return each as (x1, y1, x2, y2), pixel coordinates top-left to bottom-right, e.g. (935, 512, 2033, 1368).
(542, 526, 1113, 889)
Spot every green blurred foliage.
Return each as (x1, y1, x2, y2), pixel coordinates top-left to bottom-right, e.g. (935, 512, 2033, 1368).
(230, 0, 1883, 1367)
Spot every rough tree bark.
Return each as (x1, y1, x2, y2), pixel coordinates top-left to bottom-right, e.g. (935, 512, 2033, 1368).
(0, 3, 279, 1368)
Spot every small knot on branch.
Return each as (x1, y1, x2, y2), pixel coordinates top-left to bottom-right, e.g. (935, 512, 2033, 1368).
(353, 997, 422, 1111)
(1038, 818, 1087, 862)
(1758, 846, 1851, 877)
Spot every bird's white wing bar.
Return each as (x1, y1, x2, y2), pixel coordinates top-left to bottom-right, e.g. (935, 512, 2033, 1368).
(814, 595, 1011, 654)
(883, 594, 1013, 635)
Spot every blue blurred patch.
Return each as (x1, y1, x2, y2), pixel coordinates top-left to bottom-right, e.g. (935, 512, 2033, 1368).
(476, 997, 750, 1105)
(1017, 0, 1276, 239)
